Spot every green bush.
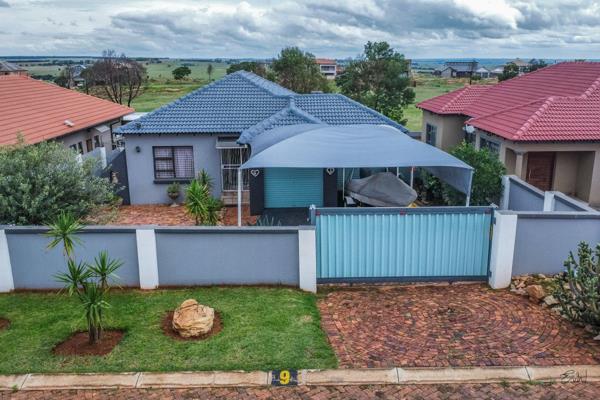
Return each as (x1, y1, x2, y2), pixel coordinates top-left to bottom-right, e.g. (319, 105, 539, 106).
(554, 242, 600, 331)
(0, 140, 115, 225)
(185, 170, 222, 226)
(424, 141, 505, 206)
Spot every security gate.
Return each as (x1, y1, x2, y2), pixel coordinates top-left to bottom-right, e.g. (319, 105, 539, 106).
(314, 207, 493, 282)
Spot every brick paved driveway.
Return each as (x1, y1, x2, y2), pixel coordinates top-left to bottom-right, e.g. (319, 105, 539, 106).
(5, 383, 600, 399)
(318, 284, 600, 368)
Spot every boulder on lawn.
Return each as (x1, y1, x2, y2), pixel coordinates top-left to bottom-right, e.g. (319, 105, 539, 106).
(172, 299, 215, 338)
(526, 285, 546, 302)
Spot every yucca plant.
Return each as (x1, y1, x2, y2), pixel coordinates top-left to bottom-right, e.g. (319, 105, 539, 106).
(54, 259, 92, 296)
(185, 174, 222, 226)
(46, 211, 83, 260)
(88, 251, 123, 290)
(197, 169, 214, 192)
(554, 242, 600, 330)
(79, 281, 110, 344)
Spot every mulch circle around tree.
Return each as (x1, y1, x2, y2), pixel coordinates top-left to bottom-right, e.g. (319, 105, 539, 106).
(53, 330, 125, 356)
(0, 318, 10, 331)
(162, 310, 222, 341)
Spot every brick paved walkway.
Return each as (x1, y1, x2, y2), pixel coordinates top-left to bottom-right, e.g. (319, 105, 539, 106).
(93, 205, 257, 226)
(4, 383, 600, 399)
(318, 284, 600, 368)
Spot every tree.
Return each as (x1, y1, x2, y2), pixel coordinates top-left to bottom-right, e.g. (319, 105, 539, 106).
(206, 63, 214, 81)
(54, 67, 74, 88)
(0, 140, 116, 225)
(226, 61, 268, 77)
(425, 142, 506, 206)
(88, 50, 147, 107)
(271, 47, 329, 93)
(498, 62, 520, 81)
(528, 59, 547, 72)
(172, 66, 191, 80)
(336, 41, 414, 124)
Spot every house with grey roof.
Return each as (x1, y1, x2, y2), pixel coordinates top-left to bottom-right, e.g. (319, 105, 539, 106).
(0, 60, 27, 76)
(117, 71, 408, 212)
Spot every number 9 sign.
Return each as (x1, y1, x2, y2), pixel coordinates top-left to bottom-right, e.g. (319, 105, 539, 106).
(271, 369, 298, 386)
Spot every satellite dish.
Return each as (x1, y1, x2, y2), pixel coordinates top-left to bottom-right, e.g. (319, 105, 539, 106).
(465, 125, 475, 134)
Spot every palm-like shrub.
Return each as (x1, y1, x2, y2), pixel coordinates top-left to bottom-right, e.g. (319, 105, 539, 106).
(46, 212, 122, 344)
(185, 171, 222, 226)
(554, 242, 600, 330)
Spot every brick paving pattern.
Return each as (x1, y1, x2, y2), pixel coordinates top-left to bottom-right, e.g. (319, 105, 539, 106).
(100, 205, 257, 226)
(318, 284, 600, 368)
(4, 383, 600, 399)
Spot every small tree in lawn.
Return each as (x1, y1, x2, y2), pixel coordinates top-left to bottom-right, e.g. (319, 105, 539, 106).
(498, 63, 519, 81)
(206, 64, 214, 81)
(47, 212, 122, 344)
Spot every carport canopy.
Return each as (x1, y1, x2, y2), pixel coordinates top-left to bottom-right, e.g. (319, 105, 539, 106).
(237, 124, 474, 225)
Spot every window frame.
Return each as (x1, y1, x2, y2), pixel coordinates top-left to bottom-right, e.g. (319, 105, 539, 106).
(152, 145, 195, 181)
(479, 136, 501, 156)
(425, 123, 437, 146)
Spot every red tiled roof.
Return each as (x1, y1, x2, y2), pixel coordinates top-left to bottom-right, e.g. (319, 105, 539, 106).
(0, 75, 133, 146)
(417, 85, 492, 115)
(417, 62, 600, 142)
(315, 58, 336, 65)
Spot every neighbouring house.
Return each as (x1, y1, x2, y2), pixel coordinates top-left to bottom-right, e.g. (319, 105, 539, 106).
(474, 67, 491, 79)
(0, 75, 133, 154)
(417, 61, 600, 206)
(116, 71, 408, 209)
(68, 64, 88, 87)
(435, 61, 478, 78)
(315, 58, 338, 80)
(507, 58, 531, 74)
(0, 60, 27, 76)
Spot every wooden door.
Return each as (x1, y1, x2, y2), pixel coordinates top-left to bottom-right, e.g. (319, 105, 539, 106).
(526, 152, 555, 191)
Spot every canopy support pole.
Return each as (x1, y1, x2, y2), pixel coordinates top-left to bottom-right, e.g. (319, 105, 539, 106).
(410, 167, 414, 188)
(237, 168, 242, 227)
(342, 168, 345, 207)
(465, 169, 474, 207)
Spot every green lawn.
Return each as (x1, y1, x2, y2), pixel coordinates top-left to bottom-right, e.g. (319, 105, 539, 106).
(0, 287, 337, 374)
(131, 81, 205, 112)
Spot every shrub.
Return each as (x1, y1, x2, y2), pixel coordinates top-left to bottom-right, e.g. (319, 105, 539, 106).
(0, 140, 115, 225)
(554, 242, 600, 331)
(424, 141, 505, 206)
(185, 171, 222, 226)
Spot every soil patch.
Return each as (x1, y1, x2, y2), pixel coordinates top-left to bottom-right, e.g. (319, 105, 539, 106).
(162, 310, 222, 341)
(53, 330, 125, 356)
(0, 318, 10, 330)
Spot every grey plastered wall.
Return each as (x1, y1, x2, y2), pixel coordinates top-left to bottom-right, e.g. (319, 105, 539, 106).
(5, 227, 140, 289)
(507, 178, 544, 211)
(155, 227, 299, 286)
(512, 214, 600, 275)
(124, 134, 225, 205)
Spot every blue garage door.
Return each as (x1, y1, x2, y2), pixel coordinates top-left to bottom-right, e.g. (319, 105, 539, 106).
(265, 168, 323, 208)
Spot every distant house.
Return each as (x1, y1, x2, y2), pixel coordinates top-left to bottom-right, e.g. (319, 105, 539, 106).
(436, 61, 478, 78)
(0, 61, 27, 76)
(116, 71, 408, 208)
(315, 58, 338, 80)
(474, 67, 491, 79)
(68, 64, 88, 87)
(0, 75, 133, 154)
(507, 58, 531, 73)
(417, 62, 600, 206)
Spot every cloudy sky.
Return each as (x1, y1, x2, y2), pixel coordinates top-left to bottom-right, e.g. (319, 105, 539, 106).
(0, 0, 599, 59)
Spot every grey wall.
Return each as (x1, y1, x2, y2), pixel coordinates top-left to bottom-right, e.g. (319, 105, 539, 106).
(6, 228, 140, 289)
(507, 178, 544, 211)
(553, 193, 591, 212)
(124, 134, 226, 204)
(156, 228, 299, 286)
(512, 214, 600, 276)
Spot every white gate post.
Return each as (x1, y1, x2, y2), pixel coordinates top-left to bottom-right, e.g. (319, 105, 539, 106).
(0, 230, 14, 292)
(136, 229, 159, 289)
(488, 211, 517, 289)
(298, 227, 317, 293)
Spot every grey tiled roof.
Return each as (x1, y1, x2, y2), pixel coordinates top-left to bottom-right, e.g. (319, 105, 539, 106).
(117, 70, 408, 141)
(0, 61, 26, 73)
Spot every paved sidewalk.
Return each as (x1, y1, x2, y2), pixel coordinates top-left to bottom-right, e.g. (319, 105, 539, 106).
(318, 284, 600, 368)
(4, 382, 600, 399)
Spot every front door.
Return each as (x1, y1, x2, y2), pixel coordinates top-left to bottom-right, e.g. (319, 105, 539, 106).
(526, 152, 555, 191)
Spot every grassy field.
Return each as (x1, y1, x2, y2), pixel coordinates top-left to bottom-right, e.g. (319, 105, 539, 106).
(130, 81, 205, 112)
(145, 61, 228, 81)
(0, 287, 337, 373)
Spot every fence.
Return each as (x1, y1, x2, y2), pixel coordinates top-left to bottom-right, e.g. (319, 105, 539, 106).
(0, 225, 316, 292)
(488, 175, 600, 288)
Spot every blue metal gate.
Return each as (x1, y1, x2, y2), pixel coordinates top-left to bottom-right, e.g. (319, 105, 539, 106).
(314, 207, 493, 282)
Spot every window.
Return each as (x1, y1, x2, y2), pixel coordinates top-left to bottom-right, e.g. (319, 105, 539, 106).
(69, 144, 77, 152)
(94, 135, 102, 148)
(480, 137, 500, 156)
(153, 146, 194, 180)
(426, 123, 437, 146)
(220, 147, 250, 191)
(77, 142, 83, 154)
(86, 139, 93, 152)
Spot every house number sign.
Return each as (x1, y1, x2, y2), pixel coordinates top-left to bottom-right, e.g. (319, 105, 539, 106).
(271, 369, 298, 386)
